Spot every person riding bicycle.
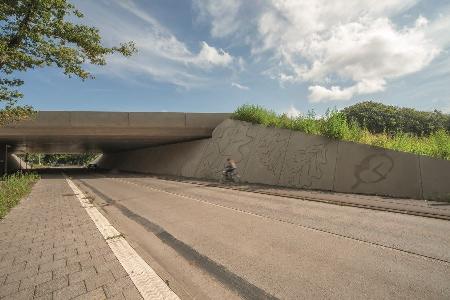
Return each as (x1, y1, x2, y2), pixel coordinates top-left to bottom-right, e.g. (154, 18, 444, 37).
(224, 158, 237, 177)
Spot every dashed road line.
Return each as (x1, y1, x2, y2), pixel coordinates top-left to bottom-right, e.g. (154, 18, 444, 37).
(64, 174, 180, 300)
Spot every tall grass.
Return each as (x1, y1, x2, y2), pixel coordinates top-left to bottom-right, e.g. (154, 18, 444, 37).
(0, 172, 39, 218)
(232, 104, 450, 160)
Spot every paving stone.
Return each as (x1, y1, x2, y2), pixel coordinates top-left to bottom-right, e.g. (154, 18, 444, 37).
(5, 265, 38, 284)
(6, 287, 34, 300)
(69, 266, 97, 284)
(103, 252, 117, 263)
(53, 280, 86, 300)
(53, 262, 82, 279)
(67, 253, 91, 265)
(54, 248, 78, 261)
(85, 270, 115, 292)
(73, 287, 107, 300)
(109, 292, 126, 300)
(19, 271, 52, 291)
(80, 256, 106, 269)
(103, 276, 135, 298)
(26, 254, 53, 269)
(0, 261, 26, 274)
(123, 286, 144, 300)
(39, 258, 67, 273)
(89, 246, 112, 259)
(34, 293, 53, 300)
(96, 261, 128, 280)
(35, 275, 68, 297)
(12, 250, 41, 265)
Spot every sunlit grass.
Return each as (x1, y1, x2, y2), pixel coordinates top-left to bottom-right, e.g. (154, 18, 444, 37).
(0, 172, 39, 218)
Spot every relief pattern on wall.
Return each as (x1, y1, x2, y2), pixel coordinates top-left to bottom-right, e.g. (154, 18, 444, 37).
(352, 153, 394, 189)
(196, 122, 257, 179)
(284, 143, 329, 188)
(254, 131, 290, 179)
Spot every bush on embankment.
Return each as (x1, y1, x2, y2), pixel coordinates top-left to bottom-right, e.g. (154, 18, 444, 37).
(231, 104, 450, 160)
(342, 101, 450, 136)
(0, 172, 39, 218)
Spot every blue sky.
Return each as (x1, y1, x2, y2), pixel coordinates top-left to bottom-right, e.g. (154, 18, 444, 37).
(18, 0, 450, 115)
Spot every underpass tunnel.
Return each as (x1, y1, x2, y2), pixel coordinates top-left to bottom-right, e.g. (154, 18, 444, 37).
(0, 111, 230, 176)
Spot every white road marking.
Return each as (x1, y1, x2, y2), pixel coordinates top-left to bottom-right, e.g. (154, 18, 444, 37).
(64, 175, 180, 300)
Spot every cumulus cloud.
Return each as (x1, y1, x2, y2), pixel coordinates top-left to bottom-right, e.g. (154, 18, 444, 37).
(195, 42, 233, 68)
(231, 82, 250, 90)
(196, 0, 443, 102)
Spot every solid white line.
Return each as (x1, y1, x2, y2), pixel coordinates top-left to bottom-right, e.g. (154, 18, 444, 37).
(64, 175, 180, 300)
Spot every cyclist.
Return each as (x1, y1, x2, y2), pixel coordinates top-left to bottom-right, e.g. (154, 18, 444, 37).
(224, 158, 237, 177)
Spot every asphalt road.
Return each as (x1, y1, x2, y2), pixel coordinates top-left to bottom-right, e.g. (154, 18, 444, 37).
(68, 170, 450, 300)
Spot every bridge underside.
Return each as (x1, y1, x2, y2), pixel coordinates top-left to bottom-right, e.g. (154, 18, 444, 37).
(0, 112, 229, 154)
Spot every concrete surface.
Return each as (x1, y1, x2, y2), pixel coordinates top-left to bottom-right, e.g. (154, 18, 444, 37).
(195, 119, 260, 180)
(244, 126, 291, 185)
(0, 174, 144, 299)
(70, 170, 450, 299)
(279, 132, 338, 191)
(420, 156, 450, 201)
(0, 111, 230, 153)
(99, 119, 450, 200)
(334, 141, 422, 199)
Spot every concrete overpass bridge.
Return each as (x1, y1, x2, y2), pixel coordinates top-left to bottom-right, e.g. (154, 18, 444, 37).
(0, 111, 229, 173)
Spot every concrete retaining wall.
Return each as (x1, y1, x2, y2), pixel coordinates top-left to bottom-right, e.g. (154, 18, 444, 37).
(98, 119, 450, 201)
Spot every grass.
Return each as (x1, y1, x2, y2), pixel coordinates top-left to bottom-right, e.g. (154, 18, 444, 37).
(232, 104, 450, 160)
(0, 172, 40, 218)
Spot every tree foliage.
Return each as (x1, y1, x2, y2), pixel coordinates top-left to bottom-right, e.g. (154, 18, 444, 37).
(0, 0, 136, 124)
(20, 153, 99, 166)
(342, 101, 450, 136)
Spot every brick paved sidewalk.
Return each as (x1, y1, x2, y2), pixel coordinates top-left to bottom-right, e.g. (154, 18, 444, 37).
(0, 174, 143, 300)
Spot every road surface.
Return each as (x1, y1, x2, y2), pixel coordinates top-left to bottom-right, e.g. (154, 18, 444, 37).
(66, 170, 450, 299)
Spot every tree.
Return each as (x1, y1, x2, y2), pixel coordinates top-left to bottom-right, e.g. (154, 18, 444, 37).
(342, 101, 450, 136)
(0, 0, 136, 125)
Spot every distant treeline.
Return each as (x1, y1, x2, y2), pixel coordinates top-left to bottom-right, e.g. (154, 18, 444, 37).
(18, 153, 99, 166)
(343, 101, 450, 136)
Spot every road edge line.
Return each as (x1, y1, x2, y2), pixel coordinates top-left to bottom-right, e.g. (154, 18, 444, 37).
(64, 174, 180, 300)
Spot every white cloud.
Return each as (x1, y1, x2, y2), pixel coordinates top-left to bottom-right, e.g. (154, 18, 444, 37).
(193, 0, 242, 38)
(195, 42, 233, 68)
(78, 0, 235, 88)
(231, 82, 250, 90)
(308, 79, 386, 102)
(196, 0, 443, 102)
(285, 105, 301, 118)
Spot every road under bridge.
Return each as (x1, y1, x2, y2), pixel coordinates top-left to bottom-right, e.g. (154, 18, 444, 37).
(0, 111, 229, 174)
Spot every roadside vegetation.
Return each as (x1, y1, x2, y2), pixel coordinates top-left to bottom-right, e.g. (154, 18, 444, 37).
(0, 172, 39, 218)
(231, 102, 450, 160)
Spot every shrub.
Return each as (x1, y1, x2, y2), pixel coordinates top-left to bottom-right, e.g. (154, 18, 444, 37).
(232, 104, 278, 126)
(321, 109, 349, 140)
(342, 101, 450, 136)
